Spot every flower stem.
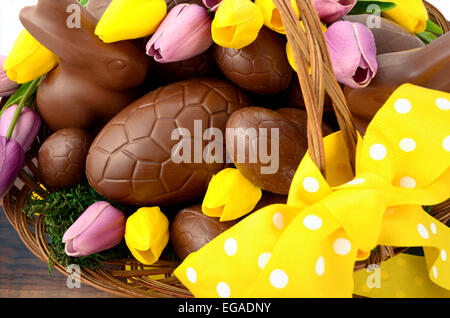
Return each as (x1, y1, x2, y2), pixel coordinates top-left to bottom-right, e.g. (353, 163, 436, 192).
(5, 78, 40, 140)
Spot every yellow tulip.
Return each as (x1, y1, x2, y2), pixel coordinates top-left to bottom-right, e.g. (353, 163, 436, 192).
(381, 0, 428, 34)
(95, 0, 167, 43)
(202, 168, 262, 222)
(124, 207, 169, 265)
(3, 30, 58, 84)
(255, 0, 299, 34)
(211, 0, 264, 49)
(286, 22, 327, 72)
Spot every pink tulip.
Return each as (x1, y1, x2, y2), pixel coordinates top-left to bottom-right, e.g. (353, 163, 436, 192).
(146, 4, 213, 63)
(325, 21, 378, 89)
(0, 105, 41, 151)
(63, 201, 126, 257)
(203, 0, 222, 11)
(313, 0, 358, 24)
(0, 136, 24, 199)
(0, 55, 19, 97)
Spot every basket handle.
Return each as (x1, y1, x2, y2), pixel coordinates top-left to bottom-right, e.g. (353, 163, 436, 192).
(273, 0, 358, 176)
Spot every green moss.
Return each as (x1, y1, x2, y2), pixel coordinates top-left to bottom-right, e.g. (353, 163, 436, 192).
(24, 183, 135, 272)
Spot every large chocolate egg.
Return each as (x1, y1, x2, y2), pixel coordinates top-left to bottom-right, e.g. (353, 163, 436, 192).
(86, 78, 251, 206)
(38, 128, 92, 189)
(226, 107, 309, 195)
(86, 0, 112, 21)
(213, 27, 293, 95)
(170, 205, 237, 260)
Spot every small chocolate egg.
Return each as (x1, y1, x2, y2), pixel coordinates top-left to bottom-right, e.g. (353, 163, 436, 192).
(170, 205, 237, 260)
(226, 107, 309, 195)
(213, 27, 293, 95)
(148, 48, 221, 86)
(38, 128, 92, 189)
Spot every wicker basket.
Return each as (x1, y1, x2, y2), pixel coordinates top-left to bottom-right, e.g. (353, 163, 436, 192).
(1, 0, 449, 298)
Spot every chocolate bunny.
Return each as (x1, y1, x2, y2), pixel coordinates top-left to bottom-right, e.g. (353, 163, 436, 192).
(20, 0, 150, 133)
(344, 32, 450, 135)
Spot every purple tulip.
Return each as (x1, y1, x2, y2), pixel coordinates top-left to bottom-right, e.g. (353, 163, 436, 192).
(0, 105, 41, 151)
(325, 21, 378, 89)
(313, 0, 358, 24)
(203, 0, 222, 11)
(63, 201, 126, 257)
(0, 136, 24, 199)
(0, 55, 19, 97)
(146, 4, 213, 63)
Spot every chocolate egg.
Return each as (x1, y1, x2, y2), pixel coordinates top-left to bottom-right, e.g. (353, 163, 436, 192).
(148, 48, 221, 86)
(213, 27, 293, 95)
(170, 205, 237, 260)
(226, 107, 309, 195)
(38, 128, 92, 189)
(343, 14, 425, 55)
(86, 78, 251, 206)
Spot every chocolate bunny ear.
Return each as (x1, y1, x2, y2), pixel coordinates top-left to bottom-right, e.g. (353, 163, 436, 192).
(19, 0, 107, 62)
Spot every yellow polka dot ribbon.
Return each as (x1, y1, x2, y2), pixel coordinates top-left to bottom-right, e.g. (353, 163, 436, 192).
(174, 84, 450, 298)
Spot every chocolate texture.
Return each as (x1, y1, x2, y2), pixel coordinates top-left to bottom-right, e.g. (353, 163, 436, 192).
(86, 78, 251, 206)
(38, 128, 92, 189)
(20, 0, 150, 133)
(213, 27, 293, 95)
(86, 0, 112, 21)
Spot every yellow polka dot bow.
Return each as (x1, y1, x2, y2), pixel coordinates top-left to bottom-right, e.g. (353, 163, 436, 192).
(174, 84, 450, 298)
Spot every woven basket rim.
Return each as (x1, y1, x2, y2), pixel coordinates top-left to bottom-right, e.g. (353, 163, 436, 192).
(1, 0, 449, 298)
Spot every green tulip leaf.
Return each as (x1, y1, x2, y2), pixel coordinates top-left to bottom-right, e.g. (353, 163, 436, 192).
(348, 1, 397, 15)
(416, 31, 438, 44)
(426, 19, 444, 35)
(79, 0, 89, 6)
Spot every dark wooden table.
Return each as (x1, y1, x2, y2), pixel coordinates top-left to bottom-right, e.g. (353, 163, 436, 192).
(0, 207, 119, 298)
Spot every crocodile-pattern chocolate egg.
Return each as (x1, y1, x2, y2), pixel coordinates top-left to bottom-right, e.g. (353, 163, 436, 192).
(170, 205, 237, 260)
(226, 107, 310, 194)
(38, 128, 92, 189)
(86, 78, 251, 206)
(214, 27, 293, 95)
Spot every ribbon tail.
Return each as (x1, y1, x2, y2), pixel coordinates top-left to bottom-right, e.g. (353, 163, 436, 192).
(378, 205, 450, 290)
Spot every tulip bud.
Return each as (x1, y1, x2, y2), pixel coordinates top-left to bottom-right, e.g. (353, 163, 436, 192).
(202, 168, 262, 222)
(62, 202, 126, 257)
(125, 207, 169, 265)
(312, 0, 358, 24)
(381, 0, 428, 34)
(211, 0, 264, 49)
(95, 0, 167, 43)
(325, 21, 377, 89)
(255, 0, 299, 34)
(146, 4, 213, 63)
(0, 136, 24, 200)
(202, 0, 222, 12)
(3, 30, 58, 84)
(0, 105, 41, 152)
(0, 56, 19, 97)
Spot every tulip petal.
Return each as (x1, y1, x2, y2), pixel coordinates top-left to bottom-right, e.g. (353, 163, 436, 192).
(62, 201, 110, 243)
(202, 168, 262, 221)
(0, 137, 24, 199)
(382, 0, 428, 34)
(0, 105, 41, 151)
(325, 21, 377, 88)
(0, 56, 19, 97)
(147, 4, 213, 63)
(64, 239, 85, 257)
(313, 0, 357, 24)
(124, 207, 169, 265)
